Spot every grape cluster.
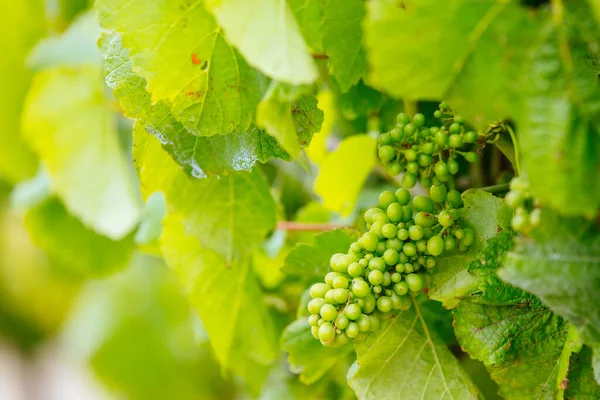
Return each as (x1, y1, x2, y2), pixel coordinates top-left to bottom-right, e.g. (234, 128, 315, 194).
(377, 103, 480, 188)
(307, 187, 475, 346)
(505, 177, 541, 233)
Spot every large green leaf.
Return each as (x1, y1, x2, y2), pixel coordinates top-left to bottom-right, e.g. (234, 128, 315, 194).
(289, 0, 324, 53)
(363, 0, 540, 127)
(501, 211, 600, 382)
(22, 67, 142, 239)
(516, 1, 600, 216)
(321, 0, 367, 92)
(104, 35, 291, 177)
(348, 301, 480, 400)
(280, 319, 353, 385)
(97, 0, 264, 137)
(315, 134, 377, 216)
(0, 0, 44, 183)
(24, 198, 134, 278)
(205, 0, 318, 85)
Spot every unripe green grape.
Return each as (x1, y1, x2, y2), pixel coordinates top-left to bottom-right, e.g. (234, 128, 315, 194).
(438, 210, 454, 227)
(421, 176, 433, 188)
(354, 298, 365, 309)
(368, 270, 384, 285)
(454, 229, 465, 239)
(397, 228, 409, 241)
(383, 249, 399, 266)
(460, 229, 476, 247)
(394, 281, 409, 296)
(434, 109, 443, 118)
(404, 148, 417, 161)
(425, 256, 437, 269)
(421, 142, 436, 155)
(434, 130, 448, 146)
(363, 294, 376, 313)
(329, 253, 344, 270)
(320, 304, 338, 321)
(377, 296, 393, 312)
(444, 236, 456, 251)
(382, 223, 398, 239)
(409, 225, 424, 241)
(395, 188, 411, 205)
(414, 212, 435, 227)
(357, 314, 371, 332)
(345, 322, 359, 338)
(465, 151, 478, 163)
(417, 255, 425, 265)
(351, 242, 364, 253)
(372, 285, 382, 294)
(378, 133, 392, 145)
(404, 123, 416, 136)
(402, 173, 417, 188)
(395, 263, 405, 273)
(405, 273, 424, 292)
(447, 190, 462, 208)
(351, 279, 370, 298)
(416, 239, 427, 253)
(440, 101, 449, 109)
(345, 304, 362, 320)
(418, 153, 433, 167)
(308, 298, 326, 314)
(427, 236, 445, 256)
(423, 227, 434, 239)
(430, 184, 447, 203)
(311, 325, 320, 339)
(505, 190, 524, 208)
(449, 122, 462, 135)
(378, 145, 396, 163)
(402, 242, 417, 257)
(358, 258, 368, 267)
(397, 112, 410, 125)
(406, 161, 419, 175)
(324, 272, 340, 287)
(310, 283, 329, 298)
(371, 212, 390, 224)
(413, 195, 434, 213)
(434, 161, 449, 178)
(323, 290, 335, 304)
(333, 288, 349, 303)
(447, 158, 460, 175)
(391, 272, 402, 283)
(512, 213, 528, 232)
(432, 176, 442, 186)
(386, 238, 402, 251)
(401, 206, 413, 222)
(390, 128, 403, 142)
(370, 221, 386, 239)
(454, 115, 465, 124)
(333, 332, 348, 347)
(318, 322, 335, 342)
(348, 262, 364, 278)
(308, 314, 320, 326)
(364, 207, 383, 223)
(413, 113, 425, 128)
(390, 293, 403, 310)
(530, 208, 542, 227)
(364, 254, 374, 261)
(386, 202, 403, 222)
(382, 272, 392, 286)
(336, 315, 350, 329)
(369, 257, 386, 272)
(464, 131, 478, 143)
(379, 191, 397, 208)
(333, 276, 349, 289)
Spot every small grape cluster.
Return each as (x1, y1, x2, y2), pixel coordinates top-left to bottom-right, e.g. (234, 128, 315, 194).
(505, 177, 541, 233)
(307, 187, 475, 347)
(377, 103, 480, 188)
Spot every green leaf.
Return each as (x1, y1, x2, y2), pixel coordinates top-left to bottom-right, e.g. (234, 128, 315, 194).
(134, 192, 166, 246)
(24, 198, 134, 278)
(104, 35, 291, 177)
(363, 0, 541, 128)
(0, 0, 44, 183)
(257, 82, 324, 158)
(281, 319, 354, 385)
(348, 302, 480, 400)
(501, 210, 600, 380)
(205, 0, 318, 85)
(321, 0, 367, 92)
(516, 1, 600, 216)
(315, 134, 377, 216)
(289, 0, 324, 53)
(161, 217, 278, 390)
(283, 229, 356, 282)
(22, 67, 142, 239)
(97, 0, 264, 136)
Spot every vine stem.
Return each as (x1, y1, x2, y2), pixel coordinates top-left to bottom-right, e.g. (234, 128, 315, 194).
(464, 183, 510, 195)
(276, 222, 349, 231)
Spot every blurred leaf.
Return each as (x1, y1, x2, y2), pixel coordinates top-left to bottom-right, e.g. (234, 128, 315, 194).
(283, 229, 355, 283)
(9, 168, 50, 210)
(27, 12, 102, 70)
(348, 303, 480, 399)
(315, 134, 377, 216)
(0, 0, 44, 183)
(501, 210, 600, 381)
(253, 245, 287, 290)
(306, 90, 335, 165)
(25, 198, 134, 278)
(337, 81, 386, 121)
(280, 319, 353, 385)
(516, 1, 600, 216)
(134, 192, 166, 246)
(104, 35, 290, 177)
(22, 66, 142, 239)
(289, 0, 324, 53)
(205, 0, 318, 84)
(363, 0, 541, 128)
(97, 0, 265, 137)
(321, 0, 367, 92)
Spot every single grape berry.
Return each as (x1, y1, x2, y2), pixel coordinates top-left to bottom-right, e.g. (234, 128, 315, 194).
(359, 232, 379, 252)
(383, 249, 399, 266)
(357, 314, 371, 332)
(448, 134, 463, 148)
(438, 210, 454, 227)
(345, 304, 362, 320)
(427, 235, 445, 256)
(319, 322, 335, 342)
(464, 131, 478, 143)
(412, 113, 425, 128)
(446, 190, 462, 208)
(376, 296, 393, 312)
(447, 158, 460, 175)
(402, 173, 417, 188)
(378, 145, 396, 163)
(413, 195, 434, 213)
(308, 298, 326, 314)
(444, 236, 456, 251)
(434, 130, 448, 146)
(404, 149, 417, 161)
(351, 279, 370, 298)
(414, 212, 435, 227)
(405, 274, 424, 292)
(320, 304, 338, 321)
(346, 322, 359, 338)
(409, 224, 424, 241)
(382, 223, 398, 239)
(449, 123, 462, 135)
(397, 113, 411, 125)
(310, 283, 329, 298)
(434, 161, 449, 178)
(395, 188, 411, 205)
(378, 133, 392, 145)
(433, 110, 442, 118)
(465, 151, 478, 163)
(387, 162, 402, 176)
(379, 191, 397, 208)
(430, 184, 447, 203)
(394, 281, 409, 296)
(348, 262, 364, 277)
